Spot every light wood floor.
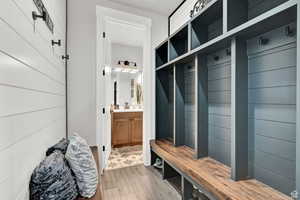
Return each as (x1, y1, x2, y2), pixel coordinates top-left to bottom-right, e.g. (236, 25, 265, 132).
(102, 165, 181, 200)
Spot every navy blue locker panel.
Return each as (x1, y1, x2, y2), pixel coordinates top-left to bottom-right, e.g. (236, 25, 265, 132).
(207, 48, 232, 166)
(247, 22, 296, 195)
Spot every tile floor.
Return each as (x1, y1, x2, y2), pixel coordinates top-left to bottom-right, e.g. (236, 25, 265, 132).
(106, 145, 143, 170)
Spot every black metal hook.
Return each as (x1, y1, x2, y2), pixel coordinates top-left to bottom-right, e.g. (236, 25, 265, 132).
(285, 26, 295, 37)
(62, 55, 70, 60)
(226, 49, 231, 56)
(32, 11, 46, 21)
(52, 40, 61, 47)
(259, 37, 269, 46)
(214, 55, 219, 61)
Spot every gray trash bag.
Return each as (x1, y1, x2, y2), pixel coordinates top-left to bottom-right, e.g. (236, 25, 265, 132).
(30, 151, 78, 200)
(65, 133, 98, 198)
(46, 138, 69, 156)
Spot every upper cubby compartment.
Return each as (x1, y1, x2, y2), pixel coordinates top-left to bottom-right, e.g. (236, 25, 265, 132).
(156, 40, 168, 68)
(191, 0, 223, 50)
(227, 0, 290, 30)
(169, 25, 189, 61)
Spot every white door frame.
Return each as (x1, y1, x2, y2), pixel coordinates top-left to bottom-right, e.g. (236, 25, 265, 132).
(96, 6, 152, 173)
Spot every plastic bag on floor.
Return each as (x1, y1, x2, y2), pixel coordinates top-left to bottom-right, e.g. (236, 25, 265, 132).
(46, 138, 69, 156)
(30, 151, 78, 200)
(65, 133, 98, 198)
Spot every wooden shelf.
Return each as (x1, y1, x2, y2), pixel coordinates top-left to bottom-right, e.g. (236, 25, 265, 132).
(150, 139, 290, 200)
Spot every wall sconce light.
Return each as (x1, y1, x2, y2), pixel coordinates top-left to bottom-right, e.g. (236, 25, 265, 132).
(118, 60, 137, 67)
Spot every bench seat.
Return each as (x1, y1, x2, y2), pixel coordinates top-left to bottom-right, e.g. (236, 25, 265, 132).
(150, 139, 290, 200)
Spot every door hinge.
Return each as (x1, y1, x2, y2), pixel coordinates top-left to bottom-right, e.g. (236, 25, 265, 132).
(102, 146, 106, 151)
(103, 32, 106, 38)
(102, 69, 105, 76)
(102, 108, 106, 114)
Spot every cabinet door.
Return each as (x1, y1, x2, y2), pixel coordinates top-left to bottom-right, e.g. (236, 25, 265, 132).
(131, 118, 143, 144)
(112, 118, 130, 146)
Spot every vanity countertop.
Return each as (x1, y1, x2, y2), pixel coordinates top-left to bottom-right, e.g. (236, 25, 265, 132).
(112, 109, 143, 113)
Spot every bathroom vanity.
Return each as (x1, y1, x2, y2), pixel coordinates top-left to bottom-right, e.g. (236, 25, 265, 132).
(111, 110, 143, 147)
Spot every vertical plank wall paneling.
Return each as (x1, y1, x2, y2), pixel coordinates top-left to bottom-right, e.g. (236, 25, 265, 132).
(247, 23, 296, 195)
(208, 48, 231, 167)
(184, 63, 196, 149)
(0, 0, 66, 199)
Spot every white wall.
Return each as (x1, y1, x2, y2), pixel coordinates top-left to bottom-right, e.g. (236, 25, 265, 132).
(111, 43, 143, 70)
(170, 0, 198, 35)
(0, 0, 66, 199)
(68, 0, 168, 146)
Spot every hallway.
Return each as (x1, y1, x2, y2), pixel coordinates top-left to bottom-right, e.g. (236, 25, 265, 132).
(102, 165, 181, 200)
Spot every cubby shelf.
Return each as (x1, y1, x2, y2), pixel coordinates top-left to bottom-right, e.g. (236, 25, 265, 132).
(155, 0, 299, 197)
(155, 40, 168, 68)
(155, 0, 297, 71)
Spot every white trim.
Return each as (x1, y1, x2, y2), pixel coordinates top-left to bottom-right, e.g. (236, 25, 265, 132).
(96, 6, 153, 173)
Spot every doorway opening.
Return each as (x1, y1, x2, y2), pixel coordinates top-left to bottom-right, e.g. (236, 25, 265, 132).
(96, 7, 152, 173)
(107, 44, 144, 170)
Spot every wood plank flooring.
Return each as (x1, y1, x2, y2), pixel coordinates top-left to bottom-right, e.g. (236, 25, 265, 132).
(102, 165, 181, 200)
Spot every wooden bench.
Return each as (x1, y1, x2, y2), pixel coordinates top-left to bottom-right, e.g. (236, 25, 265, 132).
(150, 139, 290, 200)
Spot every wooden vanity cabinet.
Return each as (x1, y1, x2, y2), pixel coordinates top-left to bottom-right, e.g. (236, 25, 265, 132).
(112, 112, 143, 147)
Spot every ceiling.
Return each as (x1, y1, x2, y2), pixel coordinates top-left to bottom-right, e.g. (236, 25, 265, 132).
(109, 0, 184, 15)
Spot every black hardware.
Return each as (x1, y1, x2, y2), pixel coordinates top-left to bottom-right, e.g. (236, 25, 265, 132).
(62, 55, 70, 60)
(102, 146, 106, 152)
(102, 108, 106, 114)
(102, 70, 105, 76)
(118, 60, 137, 66)
(285, 26, 295, 37)
(226, 49, 231, 56)
(103, 32, 106, 38)
(33, 0, 54, 33)
(214, 55, 219, 61)
(190, 0, 208, 18)
(259, 37, 269, 46)
(32, 11, 46, 21)
(51, 39, 61, 46)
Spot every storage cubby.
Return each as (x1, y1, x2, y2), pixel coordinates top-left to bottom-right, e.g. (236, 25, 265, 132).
(151, 150, 163, 175)
(163, 161, 182, 194)
(191, 0, 223, 50)
(207, 48, 232, 167)
(245, 22, 297, 195)
(156, 41, 168, 68)
(169, 25, 188, 60)
(174, 58, 196, 151)
(156, 66, 174, 142)
(155, 0, 299, 198)
(227, 0, 290, 30)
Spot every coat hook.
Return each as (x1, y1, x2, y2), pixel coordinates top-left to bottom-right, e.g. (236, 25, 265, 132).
(62, 55, 70, 60)
(213, 55, 219, 61)
(226, 49, 231, 56)
(285, 26, 295, 37)
(259, 37, 269, 46)
(32, 11, 46, 21)
(52, 40, 61, 47)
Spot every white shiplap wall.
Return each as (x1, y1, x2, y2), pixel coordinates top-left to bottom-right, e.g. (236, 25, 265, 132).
(0, 0, 66, 199)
